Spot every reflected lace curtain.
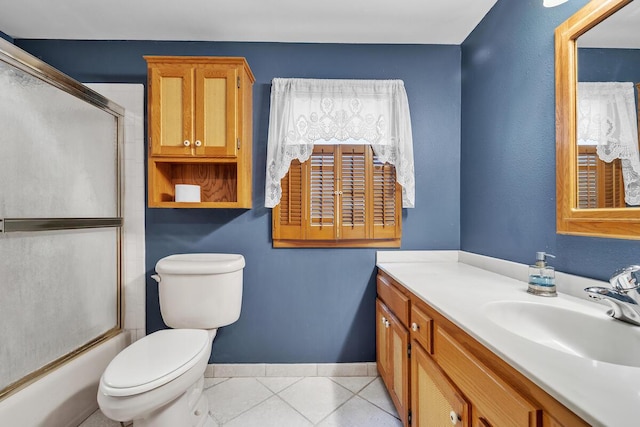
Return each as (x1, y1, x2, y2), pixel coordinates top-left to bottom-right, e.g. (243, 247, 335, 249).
(577, 82, 640, 205)
(265, 78, 415, 208)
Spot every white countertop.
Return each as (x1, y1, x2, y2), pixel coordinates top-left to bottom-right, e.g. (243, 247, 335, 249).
(377, 252, 640, 426)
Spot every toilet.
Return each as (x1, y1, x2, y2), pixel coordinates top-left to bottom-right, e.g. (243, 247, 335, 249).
(98, 253, 245, 427)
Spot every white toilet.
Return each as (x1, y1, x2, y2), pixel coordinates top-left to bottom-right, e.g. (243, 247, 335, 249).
(98, 253, 245, 427)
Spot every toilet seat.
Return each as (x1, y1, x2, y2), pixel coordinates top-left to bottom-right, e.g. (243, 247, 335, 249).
(101, 329, 209, 397)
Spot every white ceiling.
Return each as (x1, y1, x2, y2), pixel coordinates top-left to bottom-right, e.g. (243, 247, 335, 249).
(578, 0, 640, 49)
(0, 0, 498, 45)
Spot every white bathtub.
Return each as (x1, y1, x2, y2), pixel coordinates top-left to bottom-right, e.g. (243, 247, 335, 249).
(0, 332, 129, 427)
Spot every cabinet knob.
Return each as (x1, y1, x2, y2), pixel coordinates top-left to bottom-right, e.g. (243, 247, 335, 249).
(195, 140, 202, 147)
(385, 320, 390, 328)
(411, 322, 419, 332)
(449, 410, 461, 425)
(183, 140, 191, 147)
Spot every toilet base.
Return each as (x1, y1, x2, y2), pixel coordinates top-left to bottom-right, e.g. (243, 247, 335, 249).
(131, 377, 212, 427)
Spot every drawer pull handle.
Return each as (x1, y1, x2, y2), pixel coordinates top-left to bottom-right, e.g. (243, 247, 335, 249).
(183, 140, 191, 147)
(411, 322, 419, 332)
(195, 140, 202, 147)
(449, 410, 461, 425)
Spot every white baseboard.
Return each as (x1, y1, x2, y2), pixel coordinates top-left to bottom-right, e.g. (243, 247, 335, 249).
(205, 363, 379, 378)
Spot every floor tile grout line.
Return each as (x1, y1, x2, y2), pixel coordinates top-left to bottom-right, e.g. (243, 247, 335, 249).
(212, 378, 276, 426)
(312, 393, 358, 426)
(256, 375, 305, 394)
(328, 375, 377, 394)
(273, 378, 351, 425)
(270, 393, 316, 426)
(355, 388, 401, 420)
(218, 391, 275, 426)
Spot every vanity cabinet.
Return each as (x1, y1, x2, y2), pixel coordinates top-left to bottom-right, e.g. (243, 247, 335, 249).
(145, 56, 254, 208)
(376, 275, 410, 426)
(376, 271, 590, 427)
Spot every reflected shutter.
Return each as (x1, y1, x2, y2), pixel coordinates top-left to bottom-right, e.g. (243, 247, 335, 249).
(577, 148, 597, 209)
(577, 146, 625, 208)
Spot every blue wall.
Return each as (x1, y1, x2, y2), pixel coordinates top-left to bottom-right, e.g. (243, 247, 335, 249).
(579, 47, 640, 82)
(15, 40, 461, 363)
(460, 0, 640, 280)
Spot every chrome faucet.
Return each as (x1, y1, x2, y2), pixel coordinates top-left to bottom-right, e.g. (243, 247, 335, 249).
(584, 265, 640, 326)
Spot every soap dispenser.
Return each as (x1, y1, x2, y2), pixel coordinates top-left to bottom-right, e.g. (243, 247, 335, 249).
(527, 252, 557, 297)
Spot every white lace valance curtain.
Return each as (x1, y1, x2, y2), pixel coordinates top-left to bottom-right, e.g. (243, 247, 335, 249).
(577, 81, 640, 205)
(265, 78, 415, 208)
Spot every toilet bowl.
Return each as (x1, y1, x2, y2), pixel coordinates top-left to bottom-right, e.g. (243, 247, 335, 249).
(98, 253, 244, 427)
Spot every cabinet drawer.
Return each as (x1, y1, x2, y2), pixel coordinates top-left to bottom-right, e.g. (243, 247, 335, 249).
(377, 274, 409, 326)
(435, 326, 540, 427)
(410, 304, 433, 354)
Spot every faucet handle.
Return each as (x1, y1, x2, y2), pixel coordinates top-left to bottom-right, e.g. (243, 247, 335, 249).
(609, 265, 640, 291)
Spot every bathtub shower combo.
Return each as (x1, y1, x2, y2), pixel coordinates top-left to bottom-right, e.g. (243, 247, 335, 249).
(0, 38, 126, 426)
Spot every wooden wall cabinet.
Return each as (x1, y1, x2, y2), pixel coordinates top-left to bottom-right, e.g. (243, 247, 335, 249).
(376, 271, 590, 427)
(145, 56, 254, 208)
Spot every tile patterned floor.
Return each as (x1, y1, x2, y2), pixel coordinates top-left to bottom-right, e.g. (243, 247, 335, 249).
(81, 376, 401, 427)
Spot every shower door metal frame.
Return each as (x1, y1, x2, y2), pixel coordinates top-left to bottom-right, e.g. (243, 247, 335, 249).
(0, 37, 124, 400)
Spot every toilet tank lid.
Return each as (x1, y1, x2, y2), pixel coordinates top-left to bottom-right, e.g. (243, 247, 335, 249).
(156, 253, 245, 275)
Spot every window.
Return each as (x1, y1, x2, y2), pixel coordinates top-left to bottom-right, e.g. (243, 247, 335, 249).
(273, 144, 401, 247)
(265, 78, 415, 247)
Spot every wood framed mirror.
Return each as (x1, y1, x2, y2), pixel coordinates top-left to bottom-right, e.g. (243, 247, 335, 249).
(556, 0, 640, 239)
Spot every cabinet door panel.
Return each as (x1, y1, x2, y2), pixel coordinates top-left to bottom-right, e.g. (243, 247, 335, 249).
(435, 326, 540, 427)
(376, 298, 409, 426)
(376, 298, 391, 388)
(195, 67, 238, 157)
(149, 65, 193, 156)
(412, 341, 469, 427)
(389, 310, 410, 426)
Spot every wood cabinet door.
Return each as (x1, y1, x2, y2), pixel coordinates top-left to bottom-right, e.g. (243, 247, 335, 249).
(148, 65, 194, 156)
(412, 341, 469, 427)
(194, 67, 238, 157)
(388, 308, 410, 426)
(376, 299, 391, 388)
(376, 298, 410, 426)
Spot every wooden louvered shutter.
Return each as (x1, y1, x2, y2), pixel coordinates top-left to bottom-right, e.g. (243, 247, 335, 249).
(307, 145, 337, 240)
(373, 152, 401, 239)
(273, 159, 304, 240)
(577, 146, 625, 208)
(340, 145, 367, 240)
(577, 147, 597, 209)
(272, 144, 401, 247)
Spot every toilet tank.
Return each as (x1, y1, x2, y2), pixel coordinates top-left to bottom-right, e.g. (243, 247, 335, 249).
(154, 253, 245, 329)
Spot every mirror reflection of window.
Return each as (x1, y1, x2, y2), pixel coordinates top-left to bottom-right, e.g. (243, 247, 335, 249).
(576, 0, 640, 208)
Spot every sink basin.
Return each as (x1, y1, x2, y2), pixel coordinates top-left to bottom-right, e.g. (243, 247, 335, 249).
(483, 300, 640, 367)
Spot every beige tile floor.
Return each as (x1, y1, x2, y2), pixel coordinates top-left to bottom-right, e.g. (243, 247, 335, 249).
(81, 376, 401, 427)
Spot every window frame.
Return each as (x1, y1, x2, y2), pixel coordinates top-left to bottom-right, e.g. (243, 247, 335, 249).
(272, 144, 402, 248)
